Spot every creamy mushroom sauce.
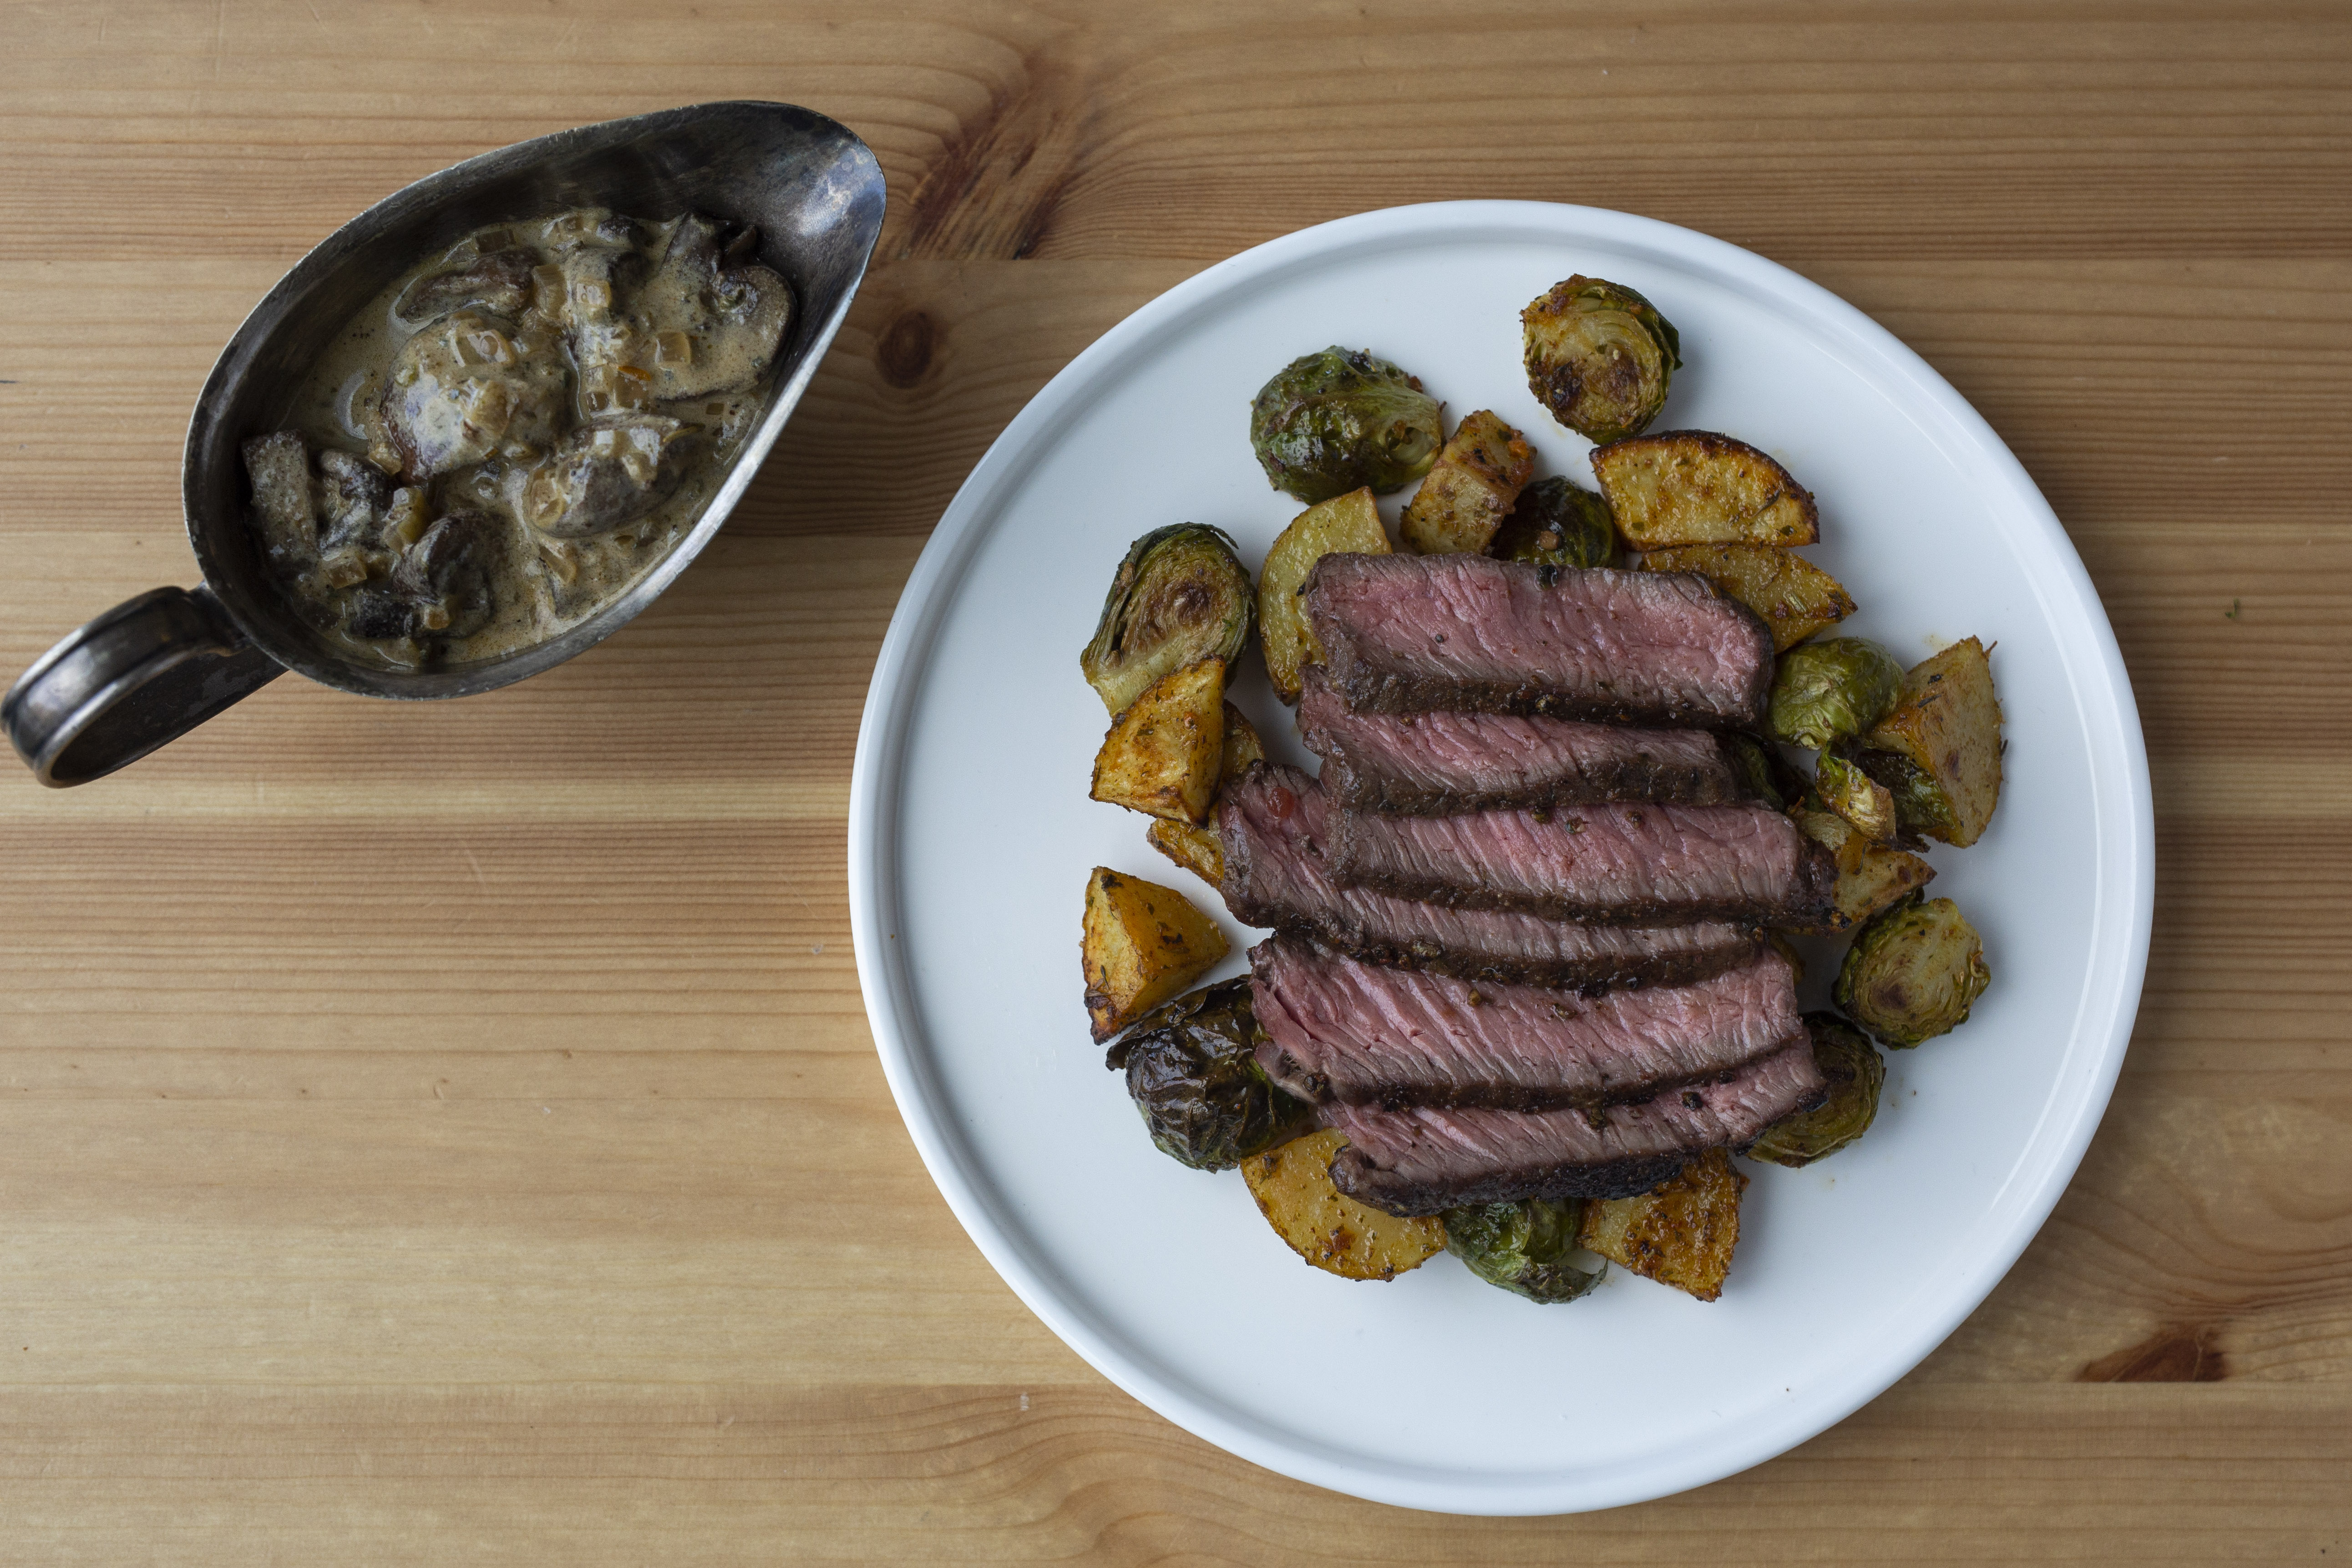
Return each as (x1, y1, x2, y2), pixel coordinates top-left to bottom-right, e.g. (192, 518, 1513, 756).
(244, 207, 793, 670)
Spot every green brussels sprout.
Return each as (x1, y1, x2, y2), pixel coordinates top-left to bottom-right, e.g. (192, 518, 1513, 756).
(1815, 751, 1896, 841)
(1490, 475, 1620, 569)
(1080, 524, 1256, 715)
(1521, 276, 1682, 444)
(1441, 1197, 1604, 1303)
(1248, 347, 1445, 503)
(1104, 978, 1313, 1171)
(1724, 732, 1802, 812)
(1833, 893, 1991, 1048)
(1746, 1012, 1885, 1167)
(1769, 637, 1905, 751)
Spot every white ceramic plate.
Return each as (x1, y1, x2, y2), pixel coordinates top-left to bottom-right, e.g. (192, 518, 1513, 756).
(848, 202, 2151, 1515)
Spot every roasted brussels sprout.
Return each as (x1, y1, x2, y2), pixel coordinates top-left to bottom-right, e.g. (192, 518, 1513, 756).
(1105, 978, 1313, 1171)
(1746, 1012, 1884, 1167)
(1815, 751, 1896, 841)
(1854, 637, 2004, 847)
(1522, 276, 1681, 444)
(1442, 1198, 1604, 1303)
(1491, 475, 1619, 569)
(1080, 525, 1255, 715)
(1248, 347, 1445, 503)
(1768, 637, 1905, 751)
(1833, 893, 1991, 1048)
(1724, 732, 1802, 812)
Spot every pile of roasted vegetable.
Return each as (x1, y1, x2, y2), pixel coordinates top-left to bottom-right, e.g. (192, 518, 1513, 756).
(1074, 273, 2003, 1307)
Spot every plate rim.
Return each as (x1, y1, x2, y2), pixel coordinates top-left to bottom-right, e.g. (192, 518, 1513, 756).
(847, 199, 2154, 1515)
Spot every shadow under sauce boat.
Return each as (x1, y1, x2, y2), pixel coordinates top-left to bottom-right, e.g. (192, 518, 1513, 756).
(2, 101, 886, 786)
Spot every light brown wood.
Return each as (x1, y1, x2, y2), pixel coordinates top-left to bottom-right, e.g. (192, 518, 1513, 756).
(0, 1, 2347, 1559)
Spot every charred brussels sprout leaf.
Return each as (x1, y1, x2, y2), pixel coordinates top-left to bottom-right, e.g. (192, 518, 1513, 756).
(1769, 637, 1905, 751)
(1521, 276, 1682, 444)
(1249, 347, 1445, 503)
(1833, 893, 1991, 1048)
(1080, 525, 1255, 715)
(1815, 751, 1897, 841)
(1491, 475, 1620, 569)
(1442, 1198, 1604, 1303)
(1105, 978, 1313, 1171)
(1747, 1012, 1885, 1166)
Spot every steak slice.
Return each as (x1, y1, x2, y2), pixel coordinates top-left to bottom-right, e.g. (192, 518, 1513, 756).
(1218, 764, 1761, 992)
(1329, 796, 1836, 927)
(1321, 1039, 1826, 1212)
(1305, 552, 1773, 730)
(1250, 935, 1799, 1113)
(1298, 668, 1741, 815)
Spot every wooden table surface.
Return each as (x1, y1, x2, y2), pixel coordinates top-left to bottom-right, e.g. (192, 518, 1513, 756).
(2, 2, 2347, 1560)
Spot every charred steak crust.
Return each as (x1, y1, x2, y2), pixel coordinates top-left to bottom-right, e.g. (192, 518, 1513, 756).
(1317, 1040, 1829, 1215)
(1304, 553, 1776, 732)
(1299, 671, 1743, 816)
(1216, 763, 1765, 992)
(1328, 799, 1840, 929)
(1248, 935, 1802, 1113)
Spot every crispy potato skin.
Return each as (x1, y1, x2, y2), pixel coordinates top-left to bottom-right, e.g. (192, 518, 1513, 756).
(1860, 637, 2003, 847)
(1399, 410, 1536, 557)
(1792, 809, 1936, 930)
(1258, 488, 1389, 702)
(1637, 543, 1853, 651)
(1090, 658, 1227, 823)
(1146, 819, 1225, 885)
(1592, 431, 1819, 549)
(1242, 1128, 1446, 1281)
(1576, 1147, 1747, 1301)
(1081, 867, 1230, 1042)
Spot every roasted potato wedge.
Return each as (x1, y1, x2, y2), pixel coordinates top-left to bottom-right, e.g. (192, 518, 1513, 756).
(1591, 431, 1819, 549)
(1242, 1128, 1446, 1281)
(1792, 809, 1937, 930)
(1218, 701, 1265, 784)
(1855, 637, 2003, 847)
(1816, 752, 1896, 842)
(1399, 410, 1536, 556)
(1090, 658, 1227, 824)
(1146, 818, 1225, 885)
(1637, 543, 1853, 652)
(1576, 1147, 1747, 1302)
(1258, 486, 1389, 702)
(1081, 867, 1230, 1042)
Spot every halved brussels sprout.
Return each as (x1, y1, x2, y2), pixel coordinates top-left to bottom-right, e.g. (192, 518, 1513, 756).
(1521, 276, 1681, 444)
(1833, 893, 1991, 1048)
(1080, 525, 1255, 715)
(1746, 1012, 1884, 1167)
(1442, 1197, 1604, 1303)
(1769, 637, 1905, 751)
(1490, 475, 1619, 569)
(1105, 978, 1313, 1171)
(1248, 347, 1445, 503)
(1815, 751, 1896, 841)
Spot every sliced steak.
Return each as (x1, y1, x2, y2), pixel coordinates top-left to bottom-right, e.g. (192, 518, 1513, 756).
(1305, 552, 1772, 730)
(1218, 764, 1762, 991)
(1321, 1039, 1825, 1212)
(1329, 796, 1835, 927)
(1251, 935, 1799, 1113)
(1298, 669, 1741, 814)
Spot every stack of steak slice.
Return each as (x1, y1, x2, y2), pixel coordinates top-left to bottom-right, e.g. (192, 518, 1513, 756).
(1215, 552, 1830, 1214)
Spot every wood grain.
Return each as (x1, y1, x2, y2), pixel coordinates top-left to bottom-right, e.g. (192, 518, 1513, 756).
(0, 1, 2347, 1560)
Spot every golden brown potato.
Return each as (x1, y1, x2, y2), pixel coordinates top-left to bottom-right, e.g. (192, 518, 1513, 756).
(1399, 410, 1536, 556)
(1145, 818, 1225, 885)
(1258, 487, 1389, 703)
(1591, 431, 1819, 549)
(1090, 658, 1227, 824)
(1080, 867, 1230, 1042)
(1218, 701, 1265, 785)
(1242, 1128, 1446, 1281)
(1792, 809, 1936, 931)
(1577, 1148, 1747, 1301)
(1637, 543, 1854, 652)
(1857, 637, 2003, 847)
